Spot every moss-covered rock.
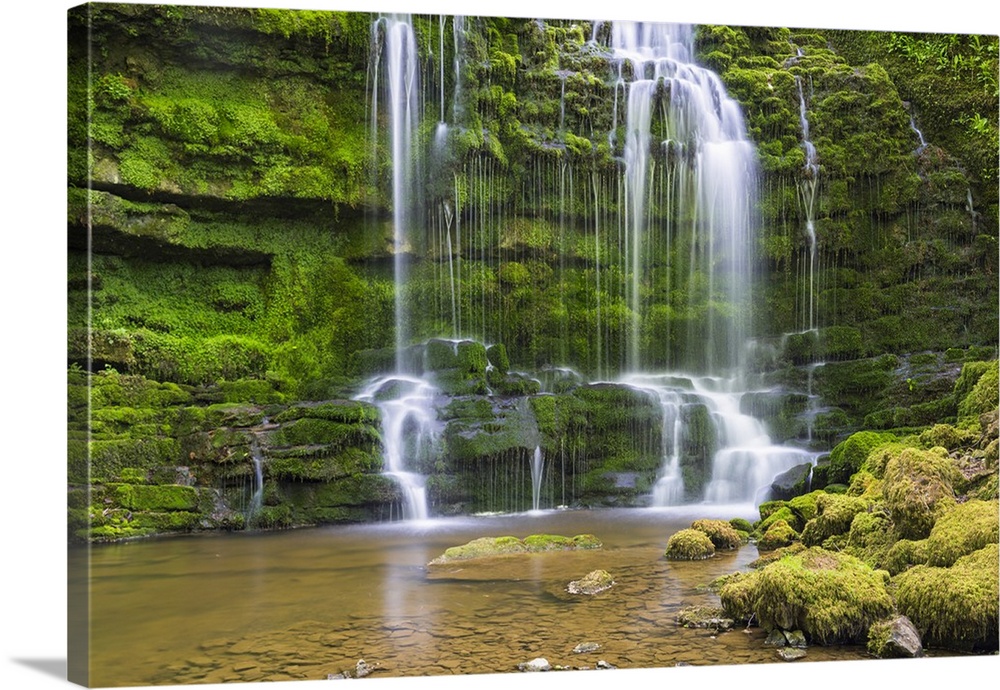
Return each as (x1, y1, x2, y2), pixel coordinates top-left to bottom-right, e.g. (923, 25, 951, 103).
(113, 483, 199, 512)
(801, 493, 869, 546)
(691, 518, 743, 549)
(745, 547, 894, 644)
(923, 499, 999, 567)
(882, 447, 960, 539)
(866, 615, 924, 658)
(894, 543, 999, 651)
(825, 431, 897, 487)
(665, 528, 716, 560)
(428, 533, 601, 564)
(758, 519, 799, 551)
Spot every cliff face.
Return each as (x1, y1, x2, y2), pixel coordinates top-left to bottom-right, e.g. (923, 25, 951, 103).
(67, 4, 998, 540)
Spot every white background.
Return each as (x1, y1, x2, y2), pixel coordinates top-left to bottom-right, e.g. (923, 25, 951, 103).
(2, 1, 998, 689)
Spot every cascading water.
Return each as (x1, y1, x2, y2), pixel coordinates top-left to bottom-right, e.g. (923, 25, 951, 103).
(367, 15, 437, 520)
(609, 22, 757, 375)
(356, 375, 439, 521)
(604, 23, 815, 507)
(364, 16, 827, 515)
(371, 15, 420, 373)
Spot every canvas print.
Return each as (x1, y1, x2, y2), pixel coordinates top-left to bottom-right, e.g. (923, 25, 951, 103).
(67, 1, 999, 687)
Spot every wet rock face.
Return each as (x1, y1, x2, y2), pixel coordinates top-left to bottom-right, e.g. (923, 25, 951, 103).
(770, 462, 813, 501)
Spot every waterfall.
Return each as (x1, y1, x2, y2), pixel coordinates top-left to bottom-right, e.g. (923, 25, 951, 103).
(372, 15, 420, 373)
(356, 375, 438, 521)
(796, 76, 819, 333)
(359, 16, 824, 513)
(609, 22, 757, 374)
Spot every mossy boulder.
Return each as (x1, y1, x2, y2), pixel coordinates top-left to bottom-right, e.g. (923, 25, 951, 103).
(882, 447, 961, 539)
(825, 431, 896, 487)
(691, 519, 743, 550)
(665, 528, 716, 560)
(729, 517, 754, 533)
(769, 462, 813, 501)
(757, 504, 804, 534)
(867, 615, 924, 658)
(957, 360, 999, 419)
(884, 538, 930, 576)
(894, 543, 999, 651)
(801, 493, 869, 546)
(923, 499, 999, 567)
(428, 533, 601, 564)
(743, 547, 895, 645)
(758, 519, 799, 551)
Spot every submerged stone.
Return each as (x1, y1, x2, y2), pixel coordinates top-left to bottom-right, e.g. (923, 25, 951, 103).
(518, 658, 551, 672)
(567, 569, 614, 595)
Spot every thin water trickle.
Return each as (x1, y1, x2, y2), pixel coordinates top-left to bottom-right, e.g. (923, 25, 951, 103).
(796, 76, 819, 333)
(530, 446, 545, 512)
(247, 437, 264, 522)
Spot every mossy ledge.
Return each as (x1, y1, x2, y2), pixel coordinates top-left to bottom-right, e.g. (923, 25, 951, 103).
(427, 533, 602, 565)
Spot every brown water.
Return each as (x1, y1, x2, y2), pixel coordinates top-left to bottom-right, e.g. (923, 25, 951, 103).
(72, 506, 874, 686)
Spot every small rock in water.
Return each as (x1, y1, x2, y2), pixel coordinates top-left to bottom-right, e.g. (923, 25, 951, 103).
(567, 569, 615, 595)
(777, 648, 807, 661)
(596, 660, 617, 669)
(355, 659, 379, 678)
(764, 629, 787, 647)
(518, 658, 552, 672)
(573, 642, 601, 654)
(784, 629, 808, 648)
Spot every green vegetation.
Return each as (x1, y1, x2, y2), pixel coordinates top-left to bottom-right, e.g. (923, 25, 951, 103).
(664, 528, 716, 560)
(427, 533, 602, 564)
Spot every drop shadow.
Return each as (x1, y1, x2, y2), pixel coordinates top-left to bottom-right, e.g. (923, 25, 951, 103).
(11, 658, 67, 680)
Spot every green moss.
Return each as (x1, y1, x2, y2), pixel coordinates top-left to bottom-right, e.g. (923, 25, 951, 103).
(428, 533, 601, 564)
(730, 517, 754, 533)
(788, 491, 825, 523)
(923, 499, 1000, 567)
(883, 538, 929, 575)
(758, 519, 799, 551)
(270, 418, 380, 448)
(665, 528, 716, 560)
(758, 505, 804, 535)
(958, 360, 999, 419)
(882, 446, 960, 539)
(894, 543, 999, 651)
(749, 547, 894, 644)
(826, 431, 897, 486)
(801, 494, 869, 546)
(691, 519, 743, 549)
(114, 484, 199, 512)
(718, 571, 759, 623)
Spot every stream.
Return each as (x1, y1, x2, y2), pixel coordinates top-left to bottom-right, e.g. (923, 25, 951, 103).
(72, 506, 873, 686)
